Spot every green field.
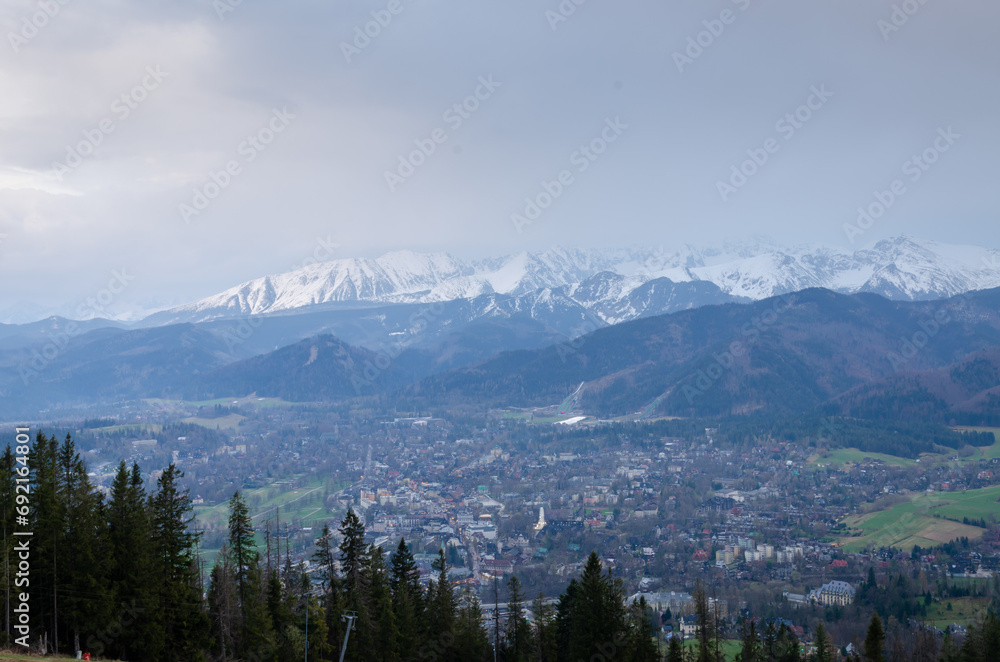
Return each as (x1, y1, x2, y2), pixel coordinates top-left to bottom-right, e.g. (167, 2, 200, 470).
(812, 448, 918, 468)
(838, 486, 1000, 551)
(812, 428, 1000, 471)
(194, 474, 344, 572)
(681, 638, 742, 660)
(923, 596, 991, 628)
(948, 428, 1000, 463)
(194, 474, 338, 529)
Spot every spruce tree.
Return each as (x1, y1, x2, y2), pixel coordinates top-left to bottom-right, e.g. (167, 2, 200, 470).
(427, 547, 456, 661)
(983, 610, 1000, 661)
(338, 509, 371, 660)
(366, 544, 400, 662)
(152, 464, 210, 661)
(389, 537, 424, 656)
(453, 589, 491, 661)
(763, 620, 778, 662)
(554, 578, 579, 655)
(694, 580, 715, 662)
(107, 462, 158, 660)
(567, 552, 627, 662)
(776, 623, 800, 662)
(227, 490, 261, 657)
(863, 612, 885, 662)
(623, 595, 659, 662)
(531, 593, 558, 662)
(57, 434, 111, 656)
(813, 621, 832, 662)
(208, 548, 238, 660)
(502, 575, 532, 662)
(666, 635, 684, 662)
(738, 619, 762, 662)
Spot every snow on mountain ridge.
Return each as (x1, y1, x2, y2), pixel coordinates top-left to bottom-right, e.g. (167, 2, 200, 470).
(152, 236, 1000, 325)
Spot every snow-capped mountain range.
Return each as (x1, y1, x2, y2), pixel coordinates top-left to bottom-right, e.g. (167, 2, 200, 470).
(146, 236, 1000, 329)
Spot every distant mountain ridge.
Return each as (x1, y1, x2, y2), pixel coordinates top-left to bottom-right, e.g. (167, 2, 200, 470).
(145, 236, 1000, 329)
(409, 287, 1000, 422)
(4, 285, 1000, 423)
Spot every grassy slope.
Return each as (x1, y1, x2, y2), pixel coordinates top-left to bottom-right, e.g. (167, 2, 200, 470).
(839, 485, 1000, 552)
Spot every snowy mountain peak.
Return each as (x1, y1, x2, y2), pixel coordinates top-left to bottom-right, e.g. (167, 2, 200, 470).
(146, 236, 1000, 325)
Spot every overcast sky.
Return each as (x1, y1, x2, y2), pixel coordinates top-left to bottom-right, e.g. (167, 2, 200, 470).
(0, 0, 997, 316)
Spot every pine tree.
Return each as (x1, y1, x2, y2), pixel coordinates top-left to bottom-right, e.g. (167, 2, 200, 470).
(776, 623, 800, 662)
(983, 610, 1000, 661)
(208, 547, 238, 660)
(427, 547, 456, 661)
(389, 537, 424, 656)
(366, 544, 399, 662)
(151, 464, 210, 661)
(313, 523, 337, 593)
(57, 434, 111, 656)
(940, 630, 960, 662)
(227, 490, 272, 658)
(242, 554, 277, 659)
(106, 462, 158, 660)
(763, 620, 778, 662)
(502, 575, 531, 662)
(623, 595, 659, 662)
(555, 578, 579, 657)
(737, 619, 762, 662)
(567, 552, 627, 662)
(453, 589, 491, 661)
(531, 593, 558, 662)
(338, 509, 372, 660)
(667, 635, 684, 662)
(304, 594, 332, 661)
(863, 612, 885, 662)
(813, 621, 832, 662)
(694, 580, 715, 662)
